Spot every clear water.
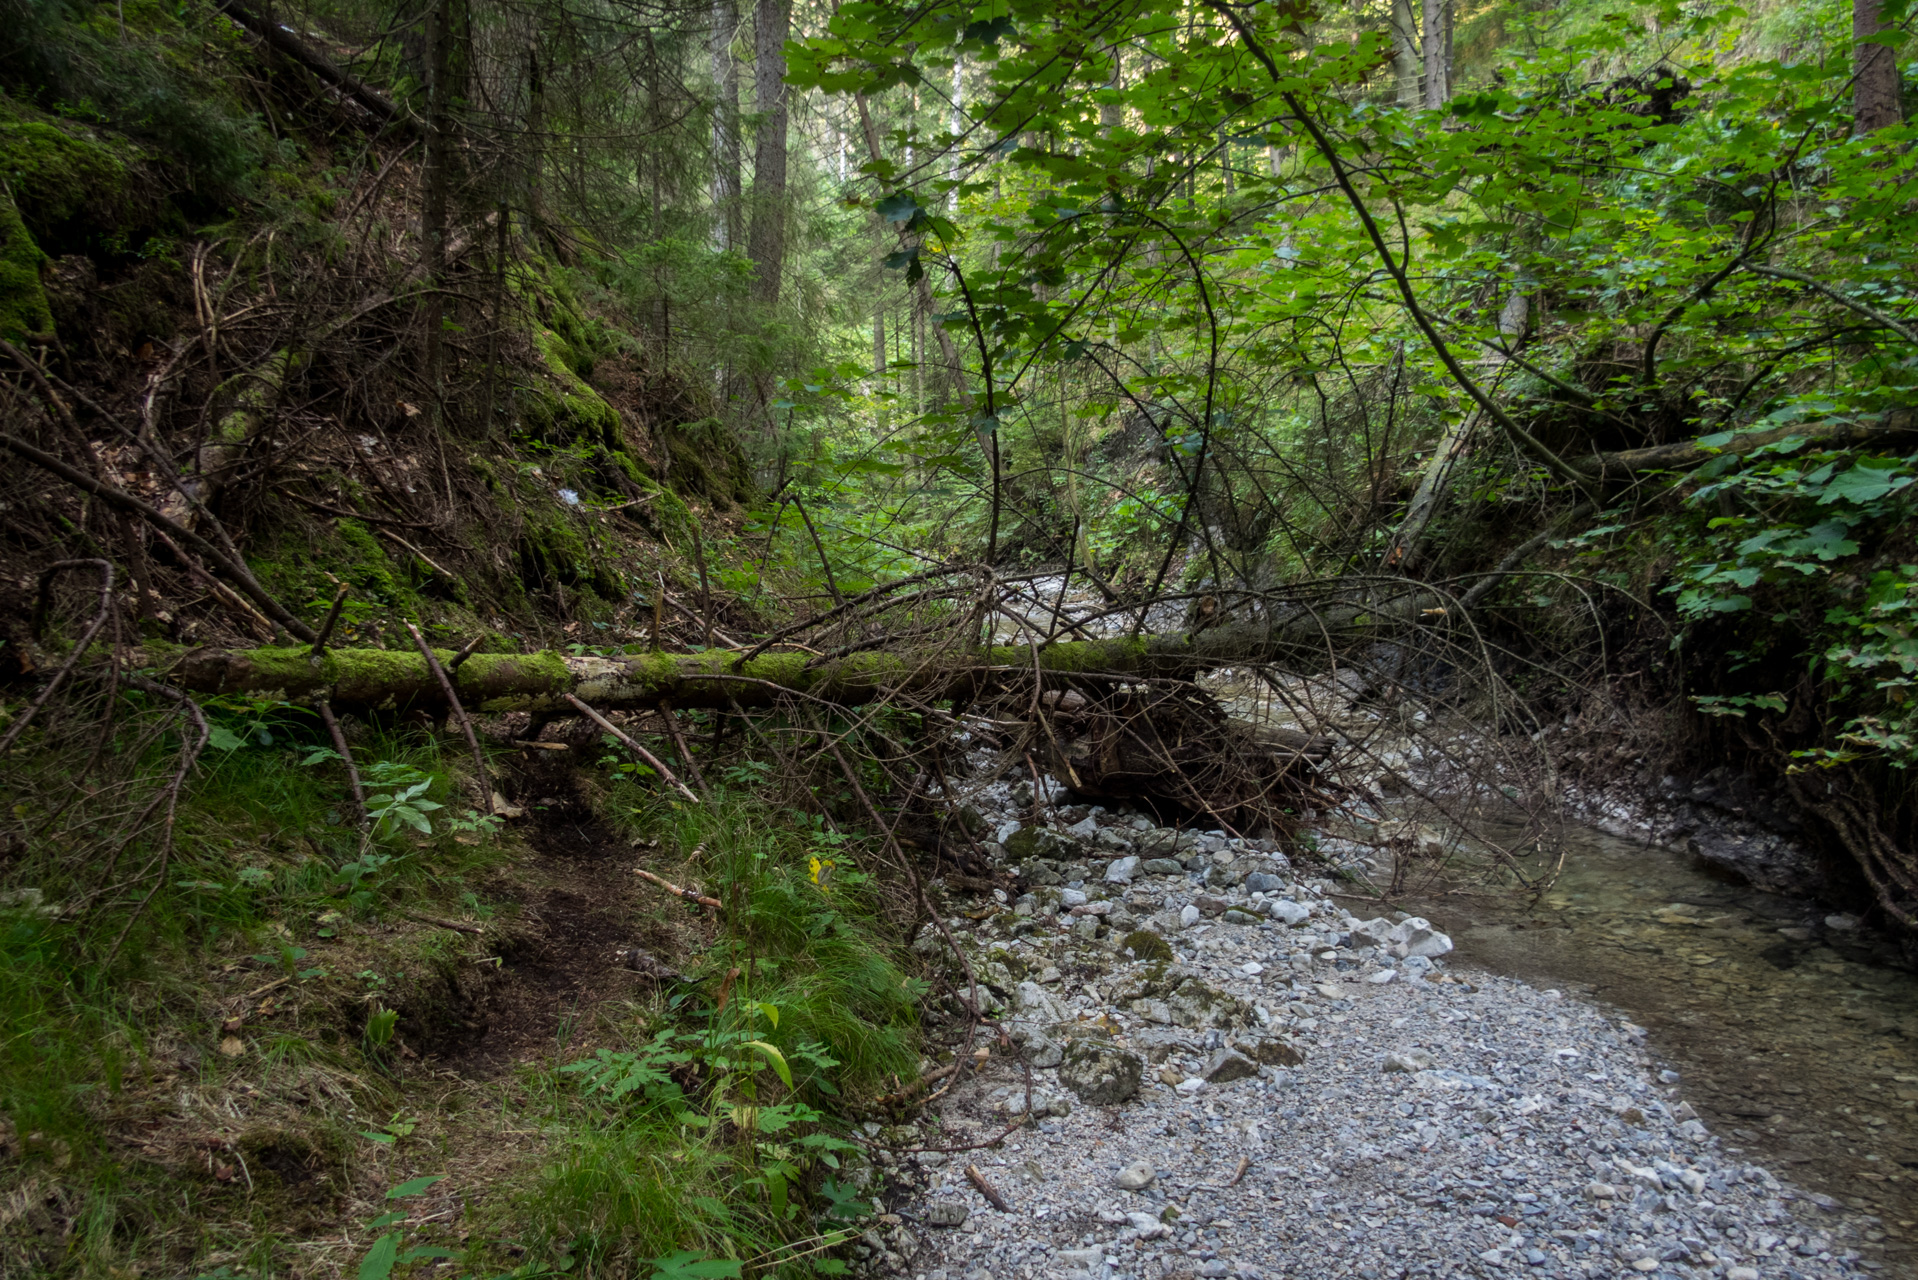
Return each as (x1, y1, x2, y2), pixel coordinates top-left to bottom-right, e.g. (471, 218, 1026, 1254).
(1402, 823, 1918, 1257)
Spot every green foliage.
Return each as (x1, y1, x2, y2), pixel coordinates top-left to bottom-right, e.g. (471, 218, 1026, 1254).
(0, 0, 268, 195)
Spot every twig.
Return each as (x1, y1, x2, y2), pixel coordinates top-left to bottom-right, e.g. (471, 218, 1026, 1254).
(286, 492, 432, 529)
(1225, 1154, 1252, 1186)
(316, 699, 368, 827)
(563, 693, 701, 803)
(1741, 262, 1918, 346)
(0, 430, 316, 641)
(400, 911, 486, 935)
(874, 1062, 962, 1109)
(375, 527, 459, 582)
(104, 679, 210, 968)
(447, 634, 485, 671)
(657, 701, 712, 800)
(965, 1164, 1011, 1212)
(404, 623, 492, 815)
(688, 518, 715, 650)
(310, 583, 349, 660)
(2, 560, 115, 756)
(793, 497, 845, 606)
(634, 867, 722, 911)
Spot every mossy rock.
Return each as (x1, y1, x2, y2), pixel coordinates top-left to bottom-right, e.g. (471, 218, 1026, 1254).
(663, 416, 754, 508)
(0, 186, 51, 342)
(522, 326, 623, 452)
(0, 107, 142, 253)
(1121, 930, 1174, 963)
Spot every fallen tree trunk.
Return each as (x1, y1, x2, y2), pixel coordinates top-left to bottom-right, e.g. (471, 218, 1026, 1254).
(164, 585, 1456, 712)
(1582, 412, 1917, 477)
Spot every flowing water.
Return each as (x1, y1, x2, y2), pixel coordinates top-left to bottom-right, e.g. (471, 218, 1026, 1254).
(1401, 824, 1918, 1261)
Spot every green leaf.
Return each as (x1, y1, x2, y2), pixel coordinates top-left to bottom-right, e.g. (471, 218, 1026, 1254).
(207, 726, 247, 752)
(1819, 461, 1914, 506)
(647, 1251, 745, 1280)
(875, 192, 922, 224)
(358, 1233, 400, 1280)
(740, 1040, 794, 1088)
(386, 1175, 446, 1199)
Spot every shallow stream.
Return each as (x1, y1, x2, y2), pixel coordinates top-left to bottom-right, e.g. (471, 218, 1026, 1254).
(1401, 823, 1918, 1262)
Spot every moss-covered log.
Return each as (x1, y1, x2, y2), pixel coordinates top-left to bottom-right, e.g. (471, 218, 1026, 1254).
(163, 585, 1451, 712)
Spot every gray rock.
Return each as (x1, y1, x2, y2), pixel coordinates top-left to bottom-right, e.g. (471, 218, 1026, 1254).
(1243, 872, 1286, 894)
(1390, 917, 1454, 959)
(1005, 1022, 1064, 1068)
(1015, 980, 1073, 1023)
(1382, 1049, 1436, 1073)
(1059, 1037, 1144, 1105)
(1234, 1034, 1305, 1067)
(1179, 903, 1201, 928)
(1115, 1158, 1157, 1190)
(1346, 917, 1397, 946)
(1105, 856, 1141, 884)
(1221, 909, 1261, 926)
(1199, 1262, 1229, 1279)
(926, 1201, 969, 1227)
(1060, 887, 1089, 907)
(1142, 858, 1185, 876)
(1057, 1246, 1104, 1270)
(1195, 895, 1231, 917)
(1126, 1210, 1169, 1239)
(1095, 828, 1135, 851)
(1201, 1047, 1260, 1083)
(1265, 899, 1312, 926)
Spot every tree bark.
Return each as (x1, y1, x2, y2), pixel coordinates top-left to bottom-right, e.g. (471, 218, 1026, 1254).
(1420, 0, 1451, 108)
(1854, 0, 1904, 134)
(419, 0, 455, 402)
(1390, 0, 1420, 109)
(1583, 411, 1916, 477)
(167, 595, 1456, 714)
(1382, 288, 1526, 568)
(745, 0, 792, 305)
(711, 0, 743, 251)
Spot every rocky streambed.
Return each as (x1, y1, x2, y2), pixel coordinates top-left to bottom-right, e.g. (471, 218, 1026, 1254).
(851, 780, 1887, 1280)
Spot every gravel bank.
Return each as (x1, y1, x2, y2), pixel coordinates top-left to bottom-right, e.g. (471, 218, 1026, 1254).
(861, 794, 1878, 1280)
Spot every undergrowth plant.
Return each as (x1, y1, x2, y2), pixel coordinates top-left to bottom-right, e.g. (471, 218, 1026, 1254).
(511, 784, 919, 1277)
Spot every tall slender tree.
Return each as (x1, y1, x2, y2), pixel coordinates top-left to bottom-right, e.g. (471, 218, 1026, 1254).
(746, 0, 792, 306)
(711, 0, 743, 250)
(1854, 0, 1903, 133)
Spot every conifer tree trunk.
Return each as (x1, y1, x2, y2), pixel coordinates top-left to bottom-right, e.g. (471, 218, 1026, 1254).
(746, 0, 792, 306)
(1855, 0, 1903, 133)
(420, 0, 454, 401)
(710, 0, 743, 251)
(1390, 0, 1420, 109)
(1421, 0, 1451, 108)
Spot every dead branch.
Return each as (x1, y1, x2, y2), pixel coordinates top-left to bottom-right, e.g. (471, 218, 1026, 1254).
(563, 693, 701, 803)
(965, 1164, 1011, 1212)
(0, 431, 317, 641)
(404, 623, 491, 815)
(634, 867, 722, 911)
(2, 560, 116, 756)
(316, 698, 368, 828)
